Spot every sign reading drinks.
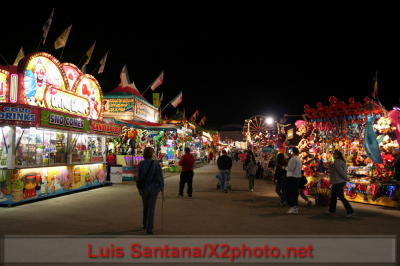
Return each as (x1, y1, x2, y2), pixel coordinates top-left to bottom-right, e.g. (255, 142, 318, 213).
(41, 110, 89, 131)
(0, 105, 39, 126)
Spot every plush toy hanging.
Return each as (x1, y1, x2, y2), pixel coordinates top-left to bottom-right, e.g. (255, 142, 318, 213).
(316, 102, 327, 119)
(364, 116, 383, 164)
(388, 109, 400, 145)
(128, 129, 138, 139)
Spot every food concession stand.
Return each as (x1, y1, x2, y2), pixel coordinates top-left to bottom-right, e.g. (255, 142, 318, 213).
(0, 52, 122, 206)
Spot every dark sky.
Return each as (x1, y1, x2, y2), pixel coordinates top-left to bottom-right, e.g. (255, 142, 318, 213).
(1, 4, 399, 129)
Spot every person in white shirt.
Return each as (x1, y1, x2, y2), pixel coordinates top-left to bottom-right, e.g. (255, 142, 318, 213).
(285, 147, 302, 214)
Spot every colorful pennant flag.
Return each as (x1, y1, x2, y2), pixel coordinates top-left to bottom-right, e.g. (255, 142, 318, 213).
(119, 65, 140, 93)
(153, 93, 161, 107)
(42, 8, 54, 45)
(372, 71, 378, 99)
(98, 51, 108, 74)
(54, 25, 72, 50)
(160, 92, 164, 103)
(120, 65, 131, 86)
(190, 109, 200, 122)
(150, 71, 164, 91)
(13, 47, 24, 66)
(84, 41, 96, 65)
(199, 116, 206, 126)
(170, 91, 183, 108)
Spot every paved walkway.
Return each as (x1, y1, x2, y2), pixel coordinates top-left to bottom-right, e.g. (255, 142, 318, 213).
(1, 162, 399, 237)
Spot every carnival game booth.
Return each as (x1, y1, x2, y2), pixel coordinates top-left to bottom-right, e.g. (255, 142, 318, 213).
(300, 96, 400, 207)
(0, 53, 122, 206)
(108, 119, 179, 180)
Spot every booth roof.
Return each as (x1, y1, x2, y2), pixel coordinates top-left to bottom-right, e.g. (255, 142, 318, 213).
(114, 119, 178, 131)
(105, 85, 146, 100)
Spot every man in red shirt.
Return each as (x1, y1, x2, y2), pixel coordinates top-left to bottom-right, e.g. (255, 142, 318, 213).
(106, 150, 117, 182)
(178, 147, 195, 197)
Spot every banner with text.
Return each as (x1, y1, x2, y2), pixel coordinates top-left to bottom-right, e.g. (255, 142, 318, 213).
(3, 236, 395, 264)
(41, 110, 89, 131)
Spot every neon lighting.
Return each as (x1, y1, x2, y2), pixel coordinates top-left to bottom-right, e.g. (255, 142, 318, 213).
(10, 74, 18, 103)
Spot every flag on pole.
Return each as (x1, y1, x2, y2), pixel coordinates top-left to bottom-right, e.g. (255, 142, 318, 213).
(199, 116, 206, 126)
(372, 71, 378, 99)
(120, 65, 131, 86)
(153, 93, 161, 107)
(84, 41, 96, 65)
(54, 25, 72, 50)
(182, 108, 187, 122)
(150, 71, 164, 91)
(190, 109, 199, 122)
(97, 51, 108, 74)
(13, 47, 24, 66)
(42, 8, 54, 45)
(119, 65, 141, 93)
(170, 91, 183, 108)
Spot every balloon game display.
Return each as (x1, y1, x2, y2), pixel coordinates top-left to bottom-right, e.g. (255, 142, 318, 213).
(300, 96, 400, 207)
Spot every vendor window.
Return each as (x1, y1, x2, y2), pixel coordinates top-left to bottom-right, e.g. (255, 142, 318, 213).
(16, 127, 67, 166)
(0, 126, 10, 167)
(71, 134, 105, 163)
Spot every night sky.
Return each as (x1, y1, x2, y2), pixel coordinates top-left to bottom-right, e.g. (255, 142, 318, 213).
(1, 4, 399, 129)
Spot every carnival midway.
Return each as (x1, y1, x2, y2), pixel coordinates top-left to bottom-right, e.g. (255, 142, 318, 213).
(0, 9, 399, 213)
(0, 12, 226, 207)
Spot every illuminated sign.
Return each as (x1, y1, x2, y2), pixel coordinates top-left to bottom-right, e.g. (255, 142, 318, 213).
(134, 99, 158, 123)
(74, 75, 103, 120)
(41, 110, 89, 131)
(23, 54, 66, 106)
(90, 120, 122, 135)
(21, 53, 103, 119)
(44, 87, 89, 116)
(61, 63, 81, 90)
(10, 74, 18, 103)
(105, 99, 133, 113)
(49, 114, 85, 129)
(0, 70, 9, 103)
(0, 104, 39, 126)
(0, 106, 35, 121)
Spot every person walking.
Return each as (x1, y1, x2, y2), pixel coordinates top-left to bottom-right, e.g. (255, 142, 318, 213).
(208, 151, 213, 164)
(298, 173, 312, 206)
(327, 150, 354, 217)
(217, 150, 233, 192)
(273, 153, 287, 205)
(178, 147, 195, 198)
(136, 147, 164, 234)
(285, 147, 302, 214)
(246, 154, 257, 191)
